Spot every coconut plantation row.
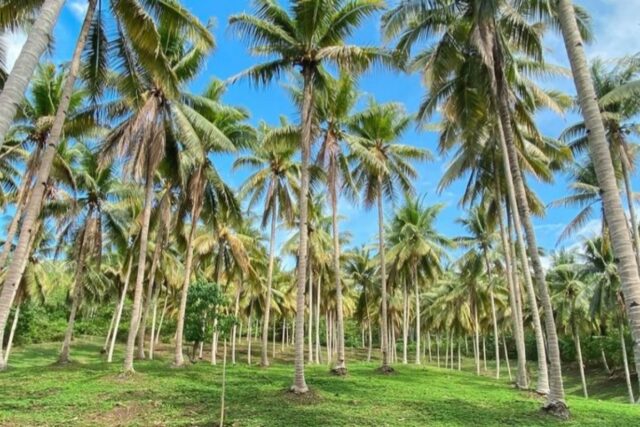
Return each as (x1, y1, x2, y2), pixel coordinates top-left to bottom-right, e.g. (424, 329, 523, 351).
(0, 0, 639, 425)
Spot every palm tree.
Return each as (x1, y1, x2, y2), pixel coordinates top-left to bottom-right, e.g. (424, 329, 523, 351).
(556, 0, 640, 395)
(229, 0, 389, 393)
(350, 100, 431, 371)
(547, 251, 591, 398)
(314, 74, 359, 373)
(234, 121, 299, 367)
(387, 196, 450, 365)
(457, 204, 502, 378)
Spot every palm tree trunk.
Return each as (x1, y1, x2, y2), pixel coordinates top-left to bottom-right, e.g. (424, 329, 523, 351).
(496, 175, 528, 389)
(436, 334, 441, 368)
(474, 304, 480, 375)
(377, 182, 391, 371)
(272, 317, 276, 360)
(326, 310, 331, 363)
(329, 175, 347, 373)
(0, 0, 67, 149)
(367, 319, 373, 362)
(108, 253, 134, 363)
(574, 331, 588, 398)
(3, 304, 20, 364)
(427, 332, 432, 363)
(402, 280, 408, 364)
(558, 0, 640, 402)
(220, 338, 228, 427)
(483, 250, 500, 379)
(457, 341, 461, 371)
(149, 285, 160, 360)
(620, 325, 635, 403)
(173, 202, 202, 367)
(291, 66, 314, 393)
(308, 265, 314, 364)
(315, 273, 321, 364)
(137, 229, 164, 359)
(413, 263, 421, 364)
(261, 202, 278, 367)
(232, 289, 240, 365)
(103, 304, 117, 354)
(503, 336, 512, 381)
(482, 336, 488, 372)
(124, 164, 156, 373)
(155, 295, 168, 346)
(281, 320, 286, 353)
(247, 302, 253, 365)
(0, 0, 97, 369)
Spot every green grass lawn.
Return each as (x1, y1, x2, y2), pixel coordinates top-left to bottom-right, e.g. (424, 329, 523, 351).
(0, 338, 637, 426)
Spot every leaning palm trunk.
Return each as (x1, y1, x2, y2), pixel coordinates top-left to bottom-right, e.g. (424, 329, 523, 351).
(148, 285, 160, 360)
(0, 0, 66, 149)
(618, 143, 640, 270)
(573, 330, 588, 398)
(496, 186, 528, 389)
(557, 0, 640, 399)
(137, 229, 164, 359)
(329, 175, 347, 374)
(102, 306, 117, 354)
(155, 294, 168, 346)
(291, 67, 314, 393)
(2, 303, 20, 364)
(620, 325, 635, 403)
(503, 336, 512, 381)
(174, 201, 202, 367)
(377, 183, 391, 371)
(0, 1, 97, 370)
(260, 202, 278, 367)
(108, 254, 134, 363)
(123, 166, 156, 373)
(487, 40, 552, 397)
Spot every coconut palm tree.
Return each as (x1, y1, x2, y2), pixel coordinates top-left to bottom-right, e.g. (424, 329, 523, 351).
(349, 100, 431, 371)
(234, 121, 299, 367)
(229, 0, 390, 393)
(387, 196, 450, 365)
(555, 0, 640, 396)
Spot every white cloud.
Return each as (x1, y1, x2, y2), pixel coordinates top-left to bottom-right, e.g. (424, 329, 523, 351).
(68, 0, 89, 21)
(582, 0, 640, 59)
(1, 31, 27, 73)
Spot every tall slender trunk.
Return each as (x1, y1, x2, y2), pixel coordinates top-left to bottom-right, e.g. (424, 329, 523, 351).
(108, 254, 134, 363)
(503, 336, 512, 381)
(155, 295, 168, 346)
(402, 280, 408, 364)
(247, 302, 253, 365)
(329, 172, 346, 373)
(0, 0, 66, 149)
(103, 304, 117, 354)
(124, 165, 156, 373)
(3, 304, 20, 364)
(559, 0, 640, 405)
(261, 201, 278, 367)
(281, 320, 286, 353)
(620, 325, 635, 403)
(315, 273, 321, 364)
(436, 334, 440, 368)
(148, 285, 160, 360)
(496, 174, 528, 389)
(173, 201, 202, 367)
(377, 183, 390, 370)
(413, 263, 421, 364)
(308, 265, 314, 364)
(326, 310, 332, 363)
(0, 0, 97, 369)
(272, 317, 276, 360)
(574, 331, 588, 398)
(232, 289, 240, 365)
(482, 336, 488, 372)
(483, 250, 500, 379)
(474, 303, 480, 375)
(137, 229, 164, 359)
(219, 339, 228, 427)
(427, 332, 432, 363)
(291, 66, 313, 393)
(367, 319, 373, 362)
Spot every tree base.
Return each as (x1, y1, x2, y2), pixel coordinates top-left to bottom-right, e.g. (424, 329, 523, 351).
(260, 361, 270, 368)
(330, 365, 348, 376)
(376, 365, 395, 375)
(56, 357, 71, 365)
(289, 384, 309, 394)
(542, 401, 570, 420)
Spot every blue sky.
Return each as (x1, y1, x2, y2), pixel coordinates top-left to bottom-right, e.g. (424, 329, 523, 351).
(3, 0, 640, 261)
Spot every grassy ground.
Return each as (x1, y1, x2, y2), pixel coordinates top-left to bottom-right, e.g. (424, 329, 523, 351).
(0, 338, 637, 426)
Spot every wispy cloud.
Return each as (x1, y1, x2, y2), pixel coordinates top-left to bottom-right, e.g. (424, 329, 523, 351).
(1, 31, 27, 72)
(68, 0, 89, 21)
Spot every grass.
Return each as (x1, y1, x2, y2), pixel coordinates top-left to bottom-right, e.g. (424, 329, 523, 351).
(0, 338, 637, 426)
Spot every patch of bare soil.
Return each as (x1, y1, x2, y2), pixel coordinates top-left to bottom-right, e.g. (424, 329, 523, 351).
(282, 387, 322, 405)
(87, 401, 148, 426)
(376, 365, 396, 375)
